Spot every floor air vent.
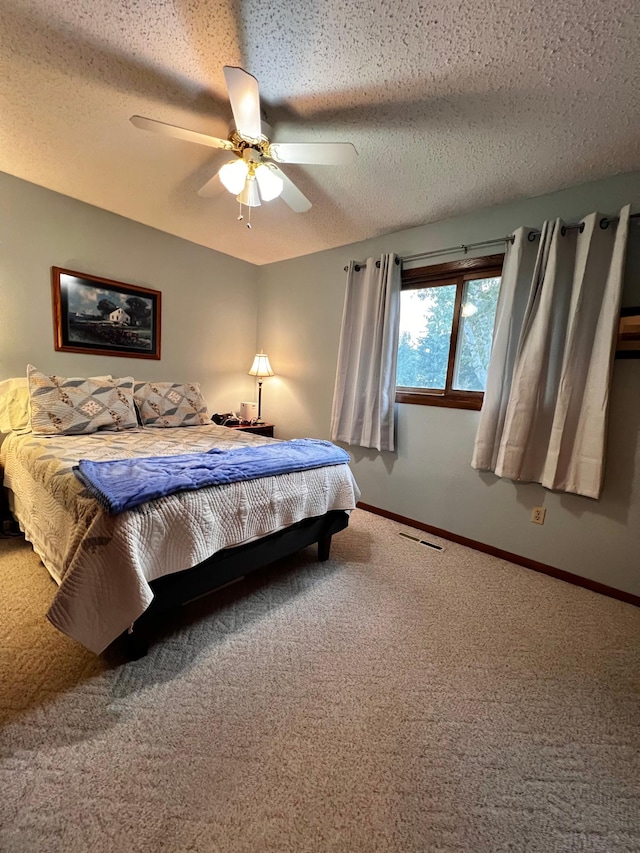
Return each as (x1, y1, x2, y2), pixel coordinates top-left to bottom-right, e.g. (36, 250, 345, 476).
(399, 532, 444, 551)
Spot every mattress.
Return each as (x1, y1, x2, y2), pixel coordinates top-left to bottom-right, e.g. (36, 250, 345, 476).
(1, 424, 360, 652)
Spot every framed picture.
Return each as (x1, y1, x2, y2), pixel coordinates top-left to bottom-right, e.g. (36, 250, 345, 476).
(616, 307, 640, 359)
(52, 267, 161, 359)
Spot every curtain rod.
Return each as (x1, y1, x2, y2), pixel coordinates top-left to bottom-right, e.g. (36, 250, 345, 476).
(344, 236, 511, 272)
(526, 211, 639, 242)
(344, 212, 638, 271)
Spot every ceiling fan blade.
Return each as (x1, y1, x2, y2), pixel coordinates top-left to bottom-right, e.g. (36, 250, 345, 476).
(269, 142, 357, 166)
(223, 66, 262, 141)
(197, 172, 226, 198)
(271, 166, 312, 213)
(130, 115, 234, 151)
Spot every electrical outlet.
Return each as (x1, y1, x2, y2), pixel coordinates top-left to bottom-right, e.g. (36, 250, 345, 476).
(531, 506, 546, 525)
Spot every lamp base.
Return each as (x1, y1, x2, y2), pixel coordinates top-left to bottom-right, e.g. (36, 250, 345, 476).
(255, 380, 264, 426)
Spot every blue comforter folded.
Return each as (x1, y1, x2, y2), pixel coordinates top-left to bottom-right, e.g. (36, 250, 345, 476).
(73, 438, 351, 514)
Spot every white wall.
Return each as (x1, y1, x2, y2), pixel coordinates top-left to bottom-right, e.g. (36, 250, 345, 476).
(0, 172, 259, 411)
(257, 171, 640, 597)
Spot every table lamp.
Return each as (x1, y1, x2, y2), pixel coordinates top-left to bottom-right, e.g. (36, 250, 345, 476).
(248, 352, 274, 424)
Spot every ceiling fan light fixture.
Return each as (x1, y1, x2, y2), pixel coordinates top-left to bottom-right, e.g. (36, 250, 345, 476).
(237, 176, 261, 207)
(219, 158, 249, 195)
(255, 163, 284, 201)
(132, 66, 357, 222)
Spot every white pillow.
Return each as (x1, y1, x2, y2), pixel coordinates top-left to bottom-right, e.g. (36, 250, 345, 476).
(0, 378, 31, 434)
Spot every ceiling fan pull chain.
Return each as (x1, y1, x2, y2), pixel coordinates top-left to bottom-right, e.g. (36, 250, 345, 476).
(247, 206, 252, 229)
(237, 202, 243, 221)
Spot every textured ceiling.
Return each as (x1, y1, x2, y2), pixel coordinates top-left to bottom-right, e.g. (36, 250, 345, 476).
(1, 0, 639, 265)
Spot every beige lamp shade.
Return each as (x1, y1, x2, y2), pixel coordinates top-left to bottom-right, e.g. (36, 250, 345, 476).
(248, 353, 274, 377)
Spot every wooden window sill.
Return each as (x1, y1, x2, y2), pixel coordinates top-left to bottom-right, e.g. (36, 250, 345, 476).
(395, 391, 483, 411)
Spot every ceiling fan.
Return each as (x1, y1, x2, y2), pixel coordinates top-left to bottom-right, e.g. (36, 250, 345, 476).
(130, 66, 358, 225)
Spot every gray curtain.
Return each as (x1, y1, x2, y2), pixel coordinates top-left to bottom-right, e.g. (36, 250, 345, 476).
(472, 205, 630, 499)
(330, 254, 401, 451)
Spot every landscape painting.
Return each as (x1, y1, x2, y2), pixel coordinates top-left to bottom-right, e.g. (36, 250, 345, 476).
(52, 267, 161, 359)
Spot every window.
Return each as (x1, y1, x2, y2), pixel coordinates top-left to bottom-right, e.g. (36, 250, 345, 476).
(396, 255, 503, 410)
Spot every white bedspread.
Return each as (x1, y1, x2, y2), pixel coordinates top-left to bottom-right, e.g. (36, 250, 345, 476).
(1, 425, 360, 652)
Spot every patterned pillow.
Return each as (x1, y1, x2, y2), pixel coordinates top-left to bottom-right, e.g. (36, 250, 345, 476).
(28, 366, 137, 435)
(133, 382, 209, 427)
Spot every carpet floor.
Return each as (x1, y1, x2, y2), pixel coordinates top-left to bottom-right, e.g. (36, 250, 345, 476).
(1, 509, 639, 853)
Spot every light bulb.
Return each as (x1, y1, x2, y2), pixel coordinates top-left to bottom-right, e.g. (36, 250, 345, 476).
(255, 164, 284, 201)
(219, 159, 249, 195)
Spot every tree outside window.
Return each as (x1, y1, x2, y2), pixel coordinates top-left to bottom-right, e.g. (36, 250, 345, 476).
(396, 255, 503, 410)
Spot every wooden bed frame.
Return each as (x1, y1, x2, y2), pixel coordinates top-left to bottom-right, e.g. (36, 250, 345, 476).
(121, 509, 350, 658)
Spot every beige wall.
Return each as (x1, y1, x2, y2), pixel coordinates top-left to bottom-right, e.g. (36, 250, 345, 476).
(0, 172, 259, 411)
(257, 171, 640, 597)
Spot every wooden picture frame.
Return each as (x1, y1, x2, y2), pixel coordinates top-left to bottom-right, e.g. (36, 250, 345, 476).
(616, 307, 640, 359)
(52, 267, 161, 359)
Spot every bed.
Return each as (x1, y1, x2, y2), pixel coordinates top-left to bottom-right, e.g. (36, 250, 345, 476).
(1, 422, 360, 655)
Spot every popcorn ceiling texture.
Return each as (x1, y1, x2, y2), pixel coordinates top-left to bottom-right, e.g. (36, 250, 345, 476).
(0, 0, 638, 264)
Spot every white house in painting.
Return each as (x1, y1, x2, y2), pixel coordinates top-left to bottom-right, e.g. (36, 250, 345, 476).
(109, 308, 130, 325)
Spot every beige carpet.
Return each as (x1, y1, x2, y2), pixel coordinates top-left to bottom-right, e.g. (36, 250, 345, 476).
(1, 509, 639, 853)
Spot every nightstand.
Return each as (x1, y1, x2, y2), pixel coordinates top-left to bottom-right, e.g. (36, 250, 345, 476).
(224, 423, 275, 438)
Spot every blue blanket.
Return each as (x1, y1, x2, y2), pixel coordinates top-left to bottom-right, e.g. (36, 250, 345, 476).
(73, 438, 350, 514)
